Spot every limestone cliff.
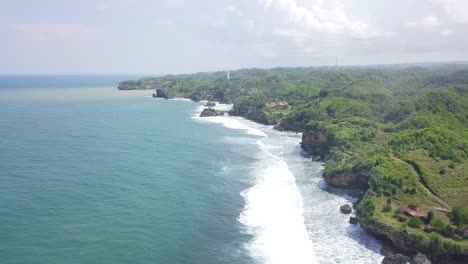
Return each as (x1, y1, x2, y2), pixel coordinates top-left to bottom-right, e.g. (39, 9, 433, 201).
(301, 130, 334, 159)
(325, 171, 369, 189)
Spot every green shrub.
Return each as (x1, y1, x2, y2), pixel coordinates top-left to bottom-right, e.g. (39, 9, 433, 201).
(382, 204, 392, 213)
(427, 211, 434, 222)
(407, 217, 423, 228)
(450, 205, 468, 227)
(429, 234, 443, 255)
(442, 224, 454, 237)
(357, 197, 375, 218)
(431, 218, 445, 232)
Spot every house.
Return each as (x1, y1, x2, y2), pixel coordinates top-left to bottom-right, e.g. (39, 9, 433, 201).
(402, 205, 428, 219)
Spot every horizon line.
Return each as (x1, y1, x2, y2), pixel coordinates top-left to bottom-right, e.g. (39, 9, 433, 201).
(1, 59, 467, 77)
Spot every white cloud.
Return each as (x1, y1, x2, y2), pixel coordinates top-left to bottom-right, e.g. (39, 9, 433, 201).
(431, 0, 468, 23)
(441, 28, 453, 36)
(272, 28, 307, 42)
(13, 23, 102, 42)
(405, 16, 441, 32)
(423, 16, 440, 26)
(258, 0, 381, 38)
(226, 5, 243, 17)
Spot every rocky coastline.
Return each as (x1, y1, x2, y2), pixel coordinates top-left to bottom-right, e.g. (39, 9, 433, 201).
(127, 86, 466, 263)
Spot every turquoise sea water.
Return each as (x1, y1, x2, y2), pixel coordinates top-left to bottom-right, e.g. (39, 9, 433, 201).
(0, 77, 383, 264)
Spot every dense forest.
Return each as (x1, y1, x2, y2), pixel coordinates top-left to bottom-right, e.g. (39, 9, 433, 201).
(119, 64, 468, 258)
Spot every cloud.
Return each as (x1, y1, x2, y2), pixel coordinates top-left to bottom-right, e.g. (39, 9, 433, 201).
(405, 15, 444, 33)
(258, 0, 381, 39)
(423, 16, 440, 26)
(431, 0, 468, 23)
(226, 5, 243, 17)
(441, 28, 453, 36)
(13, 23, 102, 42)
(272, 28, 307, 43)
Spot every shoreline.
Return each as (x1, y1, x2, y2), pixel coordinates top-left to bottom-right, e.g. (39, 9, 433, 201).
(140, 93, 466, 263)
(192, 100, 385, 263)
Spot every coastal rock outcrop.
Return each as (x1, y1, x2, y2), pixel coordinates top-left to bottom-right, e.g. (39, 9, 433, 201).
(381, 253, 431, 264)
(340, 204, 352, 214)
(410, 253, 431, 264)
(205, 101, 216, 107)
(349, 216, 357, 224)
(301, 131, 334, 158)
(325, 171, 369, 189)
(358, 216, 420, 254)
(200, 108, 224, 117)
(381, 254, 410, 264)
(153, 88, 168, 99)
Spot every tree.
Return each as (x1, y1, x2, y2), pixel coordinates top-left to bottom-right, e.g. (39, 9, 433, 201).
(450, 205, 468, 227)
(427, 211, 435, 222)
(441, 224, 454, 238)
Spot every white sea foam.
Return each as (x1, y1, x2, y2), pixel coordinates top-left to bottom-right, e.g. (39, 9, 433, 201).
(192, 106, 267, 137)
(171, 98, 192, 101)
(238, 140, 318, 264)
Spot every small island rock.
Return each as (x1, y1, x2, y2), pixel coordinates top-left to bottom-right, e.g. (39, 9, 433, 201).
(349, 216, 357, 224)
(205, 101, 216, 107)
(200, 108, 223, 117)
(340, 204, 352, 214)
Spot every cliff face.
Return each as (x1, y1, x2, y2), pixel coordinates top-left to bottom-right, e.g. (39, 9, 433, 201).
(154, 88, 168, 99)
(301, 131, 334, 158)
(325, 171, 369, 189)
(357, 217, 420, 254)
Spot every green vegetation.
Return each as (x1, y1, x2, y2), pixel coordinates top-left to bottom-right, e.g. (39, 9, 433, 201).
(408, 217, 424, 228)
(120, 64, 468, 256)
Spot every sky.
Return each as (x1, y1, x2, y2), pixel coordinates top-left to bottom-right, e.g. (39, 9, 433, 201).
(1, 0, 468, 74)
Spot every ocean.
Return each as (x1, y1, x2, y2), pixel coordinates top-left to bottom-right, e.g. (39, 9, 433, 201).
(0, 76, 383, 264)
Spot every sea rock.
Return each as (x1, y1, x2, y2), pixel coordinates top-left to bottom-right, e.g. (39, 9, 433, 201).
(154, 88, 168, 99)
(381, 254, 410, 264)
(349, 216, 357, 224)
(200, 108, 223, 117)
(340, 204, 352, 214)
(409, 253, 431, 264)
(273, 123, 286, 131)
(311, 155, 322, 162)
(205, 101, 216, 107)
(325, 171, 369, 189)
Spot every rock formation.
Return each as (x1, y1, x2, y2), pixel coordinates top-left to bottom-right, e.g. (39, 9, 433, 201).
(301, 131, 334, 159)
(325, 171, 369, 189)
(340, 204, 352, 214)
(153, 88, 168, 99)
(200, 108, 224, 117)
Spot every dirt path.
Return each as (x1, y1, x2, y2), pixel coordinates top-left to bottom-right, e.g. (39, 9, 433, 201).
(396, 157, 449, 210)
